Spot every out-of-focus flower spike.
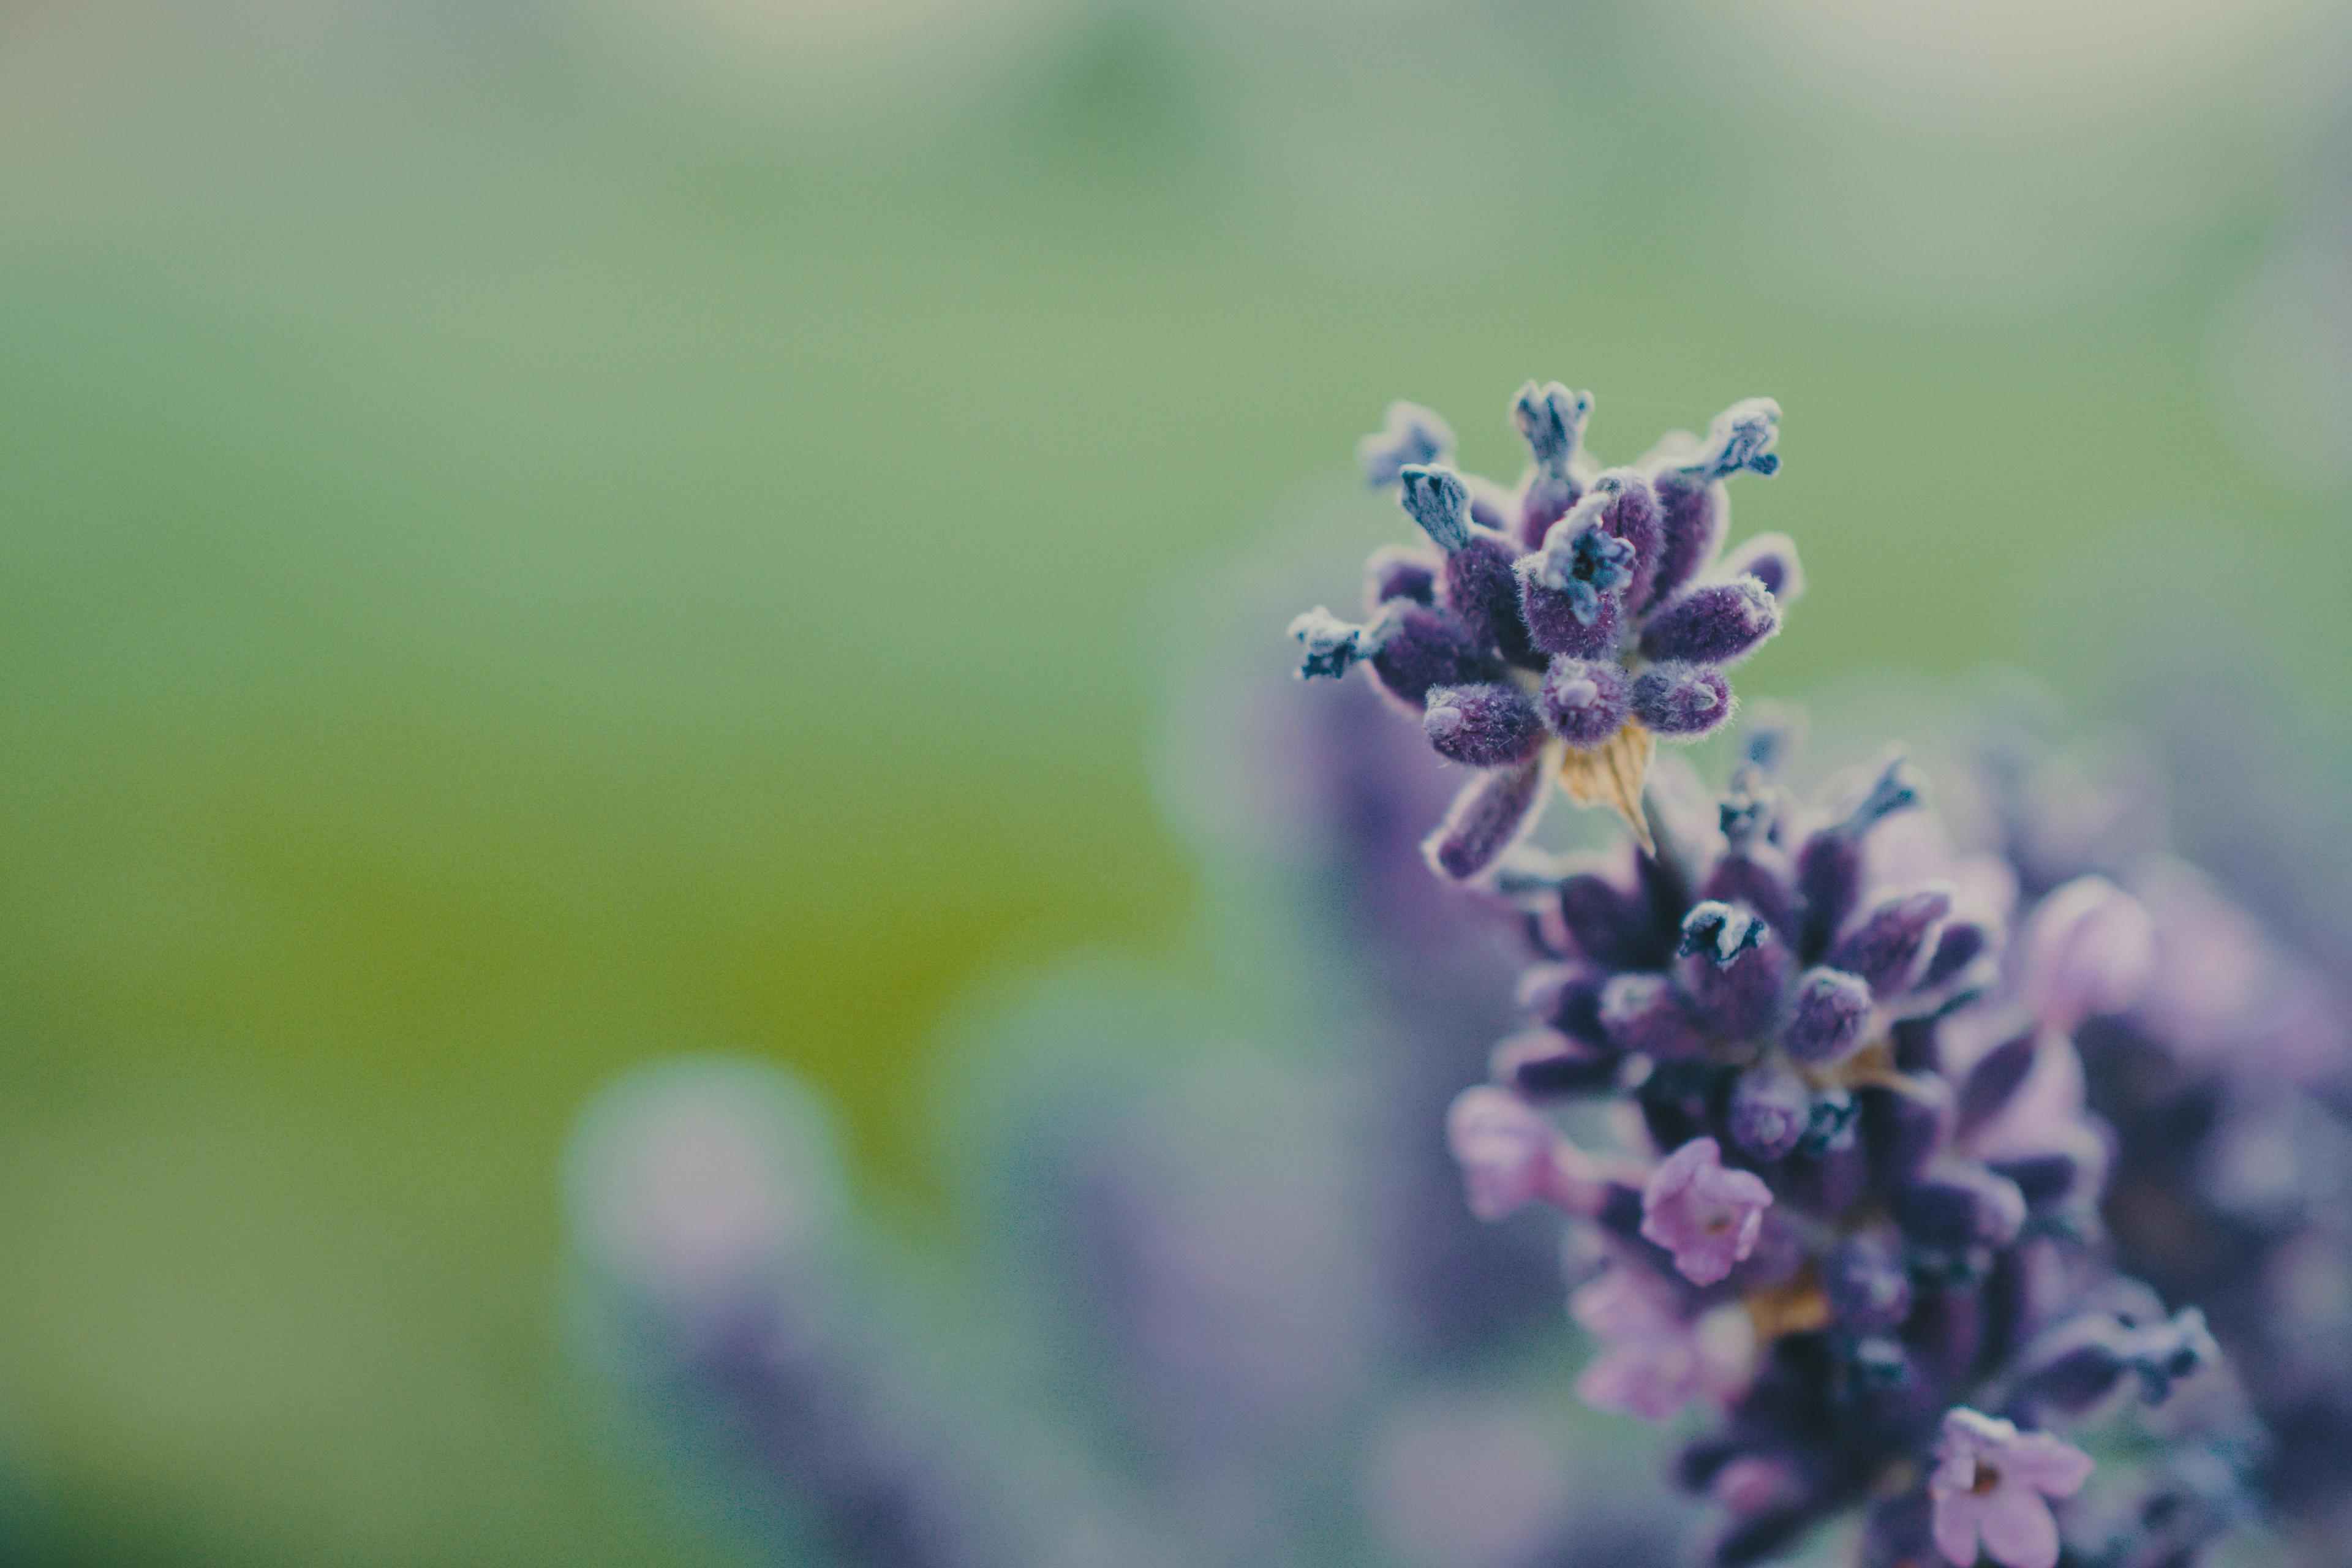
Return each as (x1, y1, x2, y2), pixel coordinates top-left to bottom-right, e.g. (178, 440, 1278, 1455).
(1631, 663, 1735, 737)
(1917, 918, 1996, 993)
(1423, 682, 1547, 767)
(1639, 576, 1782, 666)
(1423, 753, 1550, 881)
(1359, 399, 1455, 487)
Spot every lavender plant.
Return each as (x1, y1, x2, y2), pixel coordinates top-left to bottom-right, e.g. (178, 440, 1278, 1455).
(1291, 386, 2264, 1567)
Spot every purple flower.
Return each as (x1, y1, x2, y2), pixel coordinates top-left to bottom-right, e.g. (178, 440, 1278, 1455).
(1446, 1085, 1610, 1221)
(1569, 1262, 1754, 1422)
(2018, 875, 2155, 1031)
(1638, 1136, 1772, 1285)
(1295, 384, 1789, 872)
(1928, 1408, 2094, 1568)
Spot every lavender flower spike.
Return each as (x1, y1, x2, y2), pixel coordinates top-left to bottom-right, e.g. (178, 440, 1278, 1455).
(1306, 385, 1804, 864)
(1928, 1408, 2094, 1568)
(1640, 1136, 1772, 1285)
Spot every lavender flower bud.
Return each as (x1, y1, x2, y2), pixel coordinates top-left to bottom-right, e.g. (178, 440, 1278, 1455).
(1601, 971, 1709, 1059)
(1729, 1061, 1813, 1163)
(2018, 875, 2155, 1031)
(1445, 532, 1542, 667)
(1423, 682, 1547, 767)
(1555, 864, 1665, 970)
(1785, 967, 1874, 1063)
(1719, 533, 1804, 605)
(1398, 464, 1475, 553)
(1364, 544, 1438, 607)
(1917, 918, 1994, 992)
(1826, 888, 1954, 998)
(1512, 380, 1593, 477)
(1826, 1235, 1913, 1334)
(1861, 1080, 1951, 1186)
(1896, 1165, 2027, 1251)
(1587, 469, 1667, 611)
(1631, 663, 1733, 737)
(1363, 603, 1502, 707)
(1289, 606, 1370, 680)
(1679, 903, 1791, 1039)
(1514, 962, 1608, 1039)
(1539, 656, 1632, 748)
(1955, 1033, 2038, 1138)
(1639, 577, 1782, 666)
(1493, 1026, 1619, 1098)
(1518, 520, 1634, 657)
(1359, 400, 1455, 488)
(1423, 755, 1548, 881)
(1698, 398, 1782, 482)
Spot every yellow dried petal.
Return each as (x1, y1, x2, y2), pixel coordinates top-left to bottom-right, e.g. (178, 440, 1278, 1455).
(1557, 721, 1656, 854)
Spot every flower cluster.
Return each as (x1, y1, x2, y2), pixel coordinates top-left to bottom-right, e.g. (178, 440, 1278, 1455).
(1291, 385, 1794, 876)
(1961, 710, 2352, 1558)
(1289, 386, 2263, 1567)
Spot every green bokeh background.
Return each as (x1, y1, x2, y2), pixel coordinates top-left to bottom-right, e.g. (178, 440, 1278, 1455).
(1, 2, 2345, 1563)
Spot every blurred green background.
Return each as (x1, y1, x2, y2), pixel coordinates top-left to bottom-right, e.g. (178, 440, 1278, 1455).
(0, 1, 2346, 1562)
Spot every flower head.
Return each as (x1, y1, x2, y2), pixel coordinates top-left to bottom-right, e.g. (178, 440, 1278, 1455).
(1639, 1136, 1772, 1285)
(1928, 1408, 2094, 1568)
(1294, 383, 1792, 875)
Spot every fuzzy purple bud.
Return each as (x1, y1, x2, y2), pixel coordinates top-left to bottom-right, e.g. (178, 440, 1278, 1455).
(1896, 1164, 2027, 1251)
(1785, 967, 1874, 1063)
(1720, 534, 1804, 605)
(1632, 663, 1733, 737)
(1728, 1062, 1812, 1163)
(1360, 401, 1456, 487)
(1601, 972, 1709, 1058)
(1363, 603, 1502, 708)
(1365, 544, 1438, 607)
(1586, 470, 1667, 611)
(1827, 888, 1954, 998)
(1512, 380, 1593, 477)
(1640, 576, 1782, 666)
(1423, 755, 1548, 881)
(1540, 656, 1632, 748)
(1519, 520, 1635, 657)
(1423, 683, 1547, 767)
